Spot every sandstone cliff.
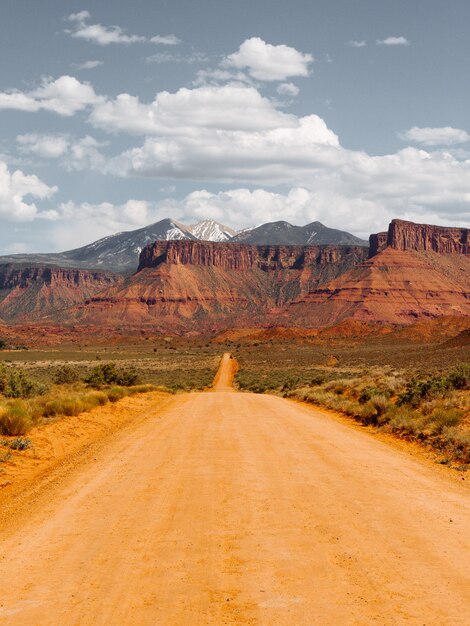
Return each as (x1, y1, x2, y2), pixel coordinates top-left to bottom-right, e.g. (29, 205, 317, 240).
(61, 242, 368, 331)
(0, 264, 122, 322)
(291, 247, 470, 326)
(370, 219, 469, 256)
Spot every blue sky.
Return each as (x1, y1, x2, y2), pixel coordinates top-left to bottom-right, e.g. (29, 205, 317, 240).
(1, 0, 469, 253)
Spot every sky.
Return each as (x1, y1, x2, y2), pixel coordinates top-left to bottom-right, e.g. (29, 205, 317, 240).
(1, 0, 470, 254)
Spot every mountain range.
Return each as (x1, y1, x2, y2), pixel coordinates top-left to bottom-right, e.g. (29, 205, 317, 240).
(0, 218, 367, 273)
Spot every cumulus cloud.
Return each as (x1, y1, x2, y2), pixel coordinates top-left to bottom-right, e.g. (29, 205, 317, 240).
(349, 40, 367, 48)
(16, 133, 106, 171)
(84, 81, 470, 228)
(376, 36, 410, 46)
(66, 11, 179, 46)
(0, 160, 58, 221)
(224, 37, 313, 81)
(277, 82, 300, 97)
(0, 75, 102, 116)
(399, 126, 470, 146)
(89, 84, 303, 135)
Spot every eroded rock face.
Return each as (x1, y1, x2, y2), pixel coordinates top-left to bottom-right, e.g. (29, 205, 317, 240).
(369, 232, 388, 257)
(138, 240, 368, 273)
(0, 264, 122, 322)
(373, 219, 469, 255)
(291, 246, 470, 326)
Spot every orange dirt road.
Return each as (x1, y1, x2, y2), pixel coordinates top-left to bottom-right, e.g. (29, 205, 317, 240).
(0, 356, 469, 625)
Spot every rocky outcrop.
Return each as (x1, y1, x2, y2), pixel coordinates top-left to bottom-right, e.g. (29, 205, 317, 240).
(370, 219, 469, 256)
(60, 242, 368, 331)
(369, 232, 388, 257)
(0, 265, 118, 290)
(0, 264, 122, 322)
(291, 247, 470, 326)
(138, 240, 368, 273)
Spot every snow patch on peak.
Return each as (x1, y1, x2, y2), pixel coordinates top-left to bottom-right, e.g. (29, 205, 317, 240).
(190, 219, 236, 242)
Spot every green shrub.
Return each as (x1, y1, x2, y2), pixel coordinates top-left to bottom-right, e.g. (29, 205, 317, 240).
(84, 363, 140, 388)
(0, 363, 48, 399)
(54, 365, 80, 385)
(106, 386, 129, 402)
(447, 364, 470, 390)
(9, 437, 32, 450)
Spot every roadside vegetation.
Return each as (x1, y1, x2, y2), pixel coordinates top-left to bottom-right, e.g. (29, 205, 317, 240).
(0, 349, 219, 440)
(235, 346, 470, 466)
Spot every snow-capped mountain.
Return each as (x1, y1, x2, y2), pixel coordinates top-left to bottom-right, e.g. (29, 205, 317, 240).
(189, 219, 236, 242)
(0, 218, 367, 274)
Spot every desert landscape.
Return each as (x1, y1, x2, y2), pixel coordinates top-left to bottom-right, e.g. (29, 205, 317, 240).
(1, 2, 470, 624)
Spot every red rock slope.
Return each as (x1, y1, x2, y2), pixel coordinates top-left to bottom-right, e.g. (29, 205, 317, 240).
(0, 265, 122, 322)
(290, 220, 470, 326)
(59, 241, 367, 331)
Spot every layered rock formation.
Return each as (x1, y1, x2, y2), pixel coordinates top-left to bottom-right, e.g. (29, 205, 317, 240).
(61, 242, 368, 331)
(291, 246, 470, 326)
(138, 240, 368, 274)
(1, 218, 468, 333)
(369, 219, 469, 257)
(0, 264, 122, 322)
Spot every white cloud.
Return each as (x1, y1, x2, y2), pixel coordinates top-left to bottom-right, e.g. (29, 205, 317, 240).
(0, 160, 58, 222)
(85, 82, 467, 228)
(76, 60, 104, 70)
(377, 36, 410, 46)
(89, 84, 301, 135)
(66, 11, 179, 46)
(399, 126, 470, 146)
(55, 199, 151, 247)
(70, 23, 146, 45)
(67, 11, 91, 22)
(349, 40, 367, 48)
(277, 82, 300, 97)
(0, 75, 102, 116)
(146, 51, 207, 64)
(224, 37, 313, 81)
(150, 35, 180, 45)
(16, 133, 106, 171)
(67, 10, 91, 23)
(17, 133, 69, 158)
(192, 68, 252, 87)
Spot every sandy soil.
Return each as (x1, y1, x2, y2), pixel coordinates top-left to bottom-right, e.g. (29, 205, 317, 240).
(0, 356, 469, 625)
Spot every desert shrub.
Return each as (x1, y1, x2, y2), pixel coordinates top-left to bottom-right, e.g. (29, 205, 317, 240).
(0, 364, 48, 399)
(9, 437, 32, 450)
(447, 364, 470, 390)
(106, 386, 129, 402)
(426, 408, 463, 434)
(84, 363, 140, 388)
(86, 390, 109, 406)
(127, 384, 158, 395)
(323, 380, 348, 395)
(397, 376, 449, 407)
(358, 386, 393, 403)
(0, 401, 32, 436)
(54, 365, 80, 385)
(0, 339, 6, 350)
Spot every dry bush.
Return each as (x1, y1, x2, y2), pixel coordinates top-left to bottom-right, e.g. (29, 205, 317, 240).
(0, 400, 32, 436)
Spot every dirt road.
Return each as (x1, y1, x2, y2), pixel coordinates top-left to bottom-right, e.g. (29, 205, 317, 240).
(0, 356, 469, 625)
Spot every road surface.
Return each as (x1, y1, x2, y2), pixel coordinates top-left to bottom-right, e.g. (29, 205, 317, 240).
(0, 354, 468, 625)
